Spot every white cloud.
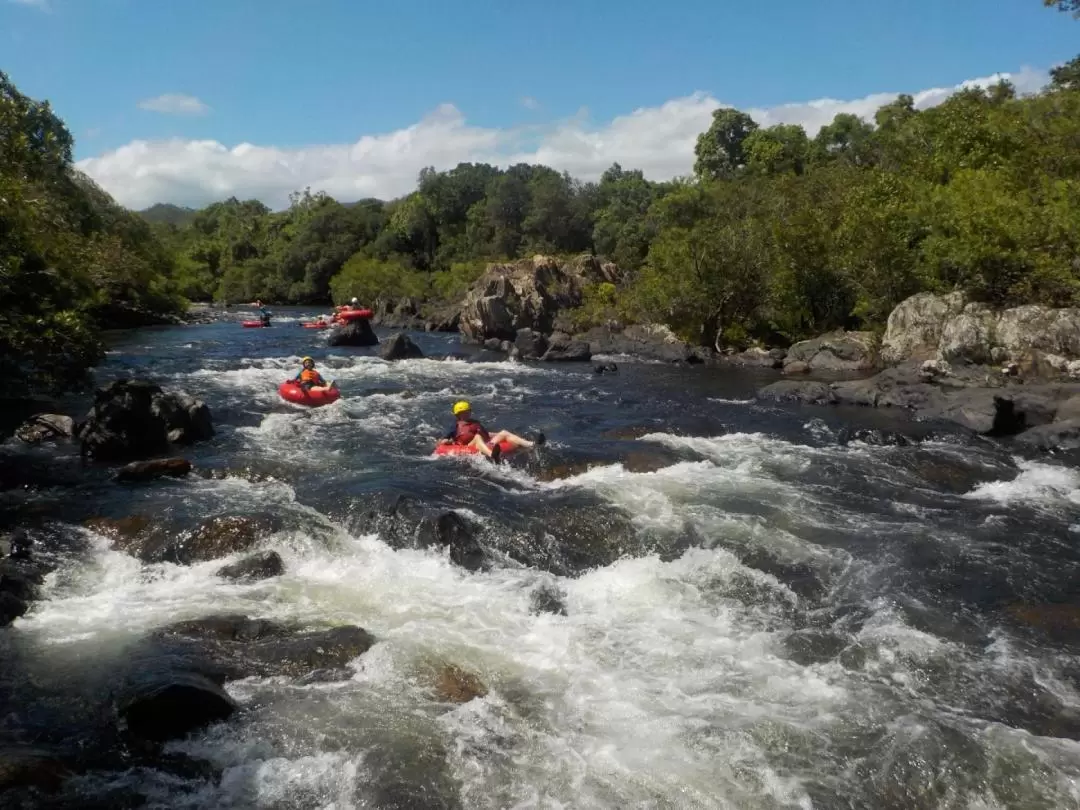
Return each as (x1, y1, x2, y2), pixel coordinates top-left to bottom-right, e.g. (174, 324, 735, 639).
(137, 93, 210, 116)
(79, 66, 1050, 211)
(520, 96, 541, 110)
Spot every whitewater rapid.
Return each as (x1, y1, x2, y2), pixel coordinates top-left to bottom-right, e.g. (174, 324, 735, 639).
(5, 319, 1080, 809)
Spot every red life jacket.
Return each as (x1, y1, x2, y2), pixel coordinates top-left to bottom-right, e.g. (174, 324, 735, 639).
(454, 419, 486, 445)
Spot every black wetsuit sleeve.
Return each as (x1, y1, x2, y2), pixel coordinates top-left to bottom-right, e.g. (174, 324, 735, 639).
(445, 424, 457, 441)
(477, 423, 491, 442)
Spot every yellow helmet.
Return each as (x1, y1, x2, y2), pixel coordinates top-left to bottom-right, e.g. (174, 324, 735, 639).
(452, 400, 471, 415)
(302, 356, 314, 365)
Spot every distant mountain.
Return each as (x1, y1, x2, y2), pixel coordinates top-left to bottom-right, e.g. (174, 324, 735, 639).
(137, 203, 198, 227)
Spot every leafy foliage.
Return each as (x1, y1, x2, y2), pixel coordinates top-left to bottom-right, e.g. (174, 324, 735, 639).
(1, 71, 183, 393)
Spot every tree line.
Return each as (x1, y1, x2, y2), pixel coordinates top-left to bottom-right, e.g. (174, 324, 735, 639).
(2, 8, 1077, 393)
(152, 55, 1080, 351)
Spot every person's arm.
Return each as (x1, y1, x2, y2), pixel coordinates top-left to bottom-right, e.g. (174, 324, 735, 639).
(442, 424, 456, 443)
(477, 423, 491, 442)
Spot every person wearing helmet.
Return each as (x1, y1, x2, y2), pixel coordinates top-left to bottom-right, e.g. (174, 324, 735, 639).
(350, 297, 359, 306)
(251, 299, 272, 325)
(440, 401, 541, 462)
(293, 356, 335, 392)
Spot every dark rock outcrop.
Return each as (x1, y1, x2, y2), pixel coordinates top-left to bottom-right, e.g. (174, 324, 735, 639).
(117, 670, 237, 742)
(573, 324, 707, 364)
(78, 380, 213, 461)
(514, 329, 549, 360)
(92, 513, 280, 565)
(379, 333, 425, 361)
(328, 319, 379, 347)
(14, 415, 75, 445)
(541, 332, 592, 363)
(215, 550, 285, 581)
(758, 361, 1080, 441)
(152, 614, 377, 680)
(0, 534, 53, 627)
(114, 457, 192, 483)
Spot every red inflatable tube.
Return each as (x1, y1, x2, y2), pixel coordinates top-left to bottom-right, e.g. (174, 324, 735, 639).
(336, 309, 374, 322)
(278, 381, 341, 407)
(433, 439, 517, 456)
(242, 320, 269, 328)
(302, 322, 329, 329)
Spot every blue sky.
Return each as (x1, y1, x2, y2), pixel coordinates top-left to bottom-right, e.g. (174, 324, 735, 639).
(3, 0, 1076, 208)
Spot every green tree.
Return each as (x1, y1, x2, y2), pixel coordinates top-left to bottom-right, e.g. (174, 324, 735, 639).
(693, 108, 759, 179)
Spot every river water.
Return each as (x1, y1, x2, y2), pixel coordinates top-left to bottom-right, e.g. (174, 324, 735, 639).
(3, 308, 1080, 809)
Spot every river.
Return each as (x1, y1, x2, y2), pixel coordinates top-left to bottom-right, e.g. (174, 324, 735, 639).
(2, 307, 1080, 809)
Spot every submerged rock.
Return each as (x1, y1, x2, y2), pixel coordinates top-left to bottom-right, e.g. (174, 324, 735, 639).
(328, 319, 379, 347)
(0, 746, 72, 792)
(379, 333, 425, 361)
(152, 614, 377, 679)
(432, 664, 488, 704)
(0, 537, 53, 627)
(114, 457, 192, 483)
(91, 513, 280, 565)
(78, 379, 213, 462)
(529, 583, 568, 616)
(215, 550, 285, 581)
(118, 670, 237, 743)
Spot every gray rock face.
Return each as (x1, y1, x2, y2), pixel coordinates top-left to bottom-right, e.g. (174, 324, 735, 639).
(881, 292, 1080, 371)
(783, 331, 878, 374)
(759, 361, 1080, 442)
(459, 254, 615, 343)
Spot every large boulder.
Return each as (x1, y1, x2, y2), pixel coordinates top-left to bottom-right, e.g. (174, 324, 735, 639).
(379, 333, 425, 361)
(118, 670, 237, 742)
(459, 254, 612, 343)
(783, 331, 878, 374)
(14, 414, 75, 445)
(574, 323, 700, 364)
(882, 292, 1080, 371)
(328, 319, 379, 347)
(513, 328, 549, 360)
(880, 292, 967, 364)
(540, 332, 592, 363)
(78, 380, 213, 462)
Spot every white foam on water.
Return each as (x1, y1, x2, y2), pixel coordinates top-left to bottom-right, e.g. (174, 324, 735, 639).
(11, 384, 1080, 807)
(964, 459, 1080, 509)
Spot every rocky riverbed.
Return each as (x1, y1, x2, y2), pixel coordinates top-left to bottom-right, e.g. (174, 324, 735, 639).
(1, 309, 1079, 808)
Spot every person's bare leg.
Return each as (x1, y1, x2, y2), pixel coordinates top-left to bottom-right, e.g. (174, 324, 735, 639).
(468, 434, 494, 457)
(490, 430, 534, 450)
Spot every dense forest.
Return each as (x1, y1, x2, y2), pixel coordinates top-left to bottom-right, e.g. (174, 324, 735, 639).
(147, 54, 1080, 351)
(2, 3, 1078, 394)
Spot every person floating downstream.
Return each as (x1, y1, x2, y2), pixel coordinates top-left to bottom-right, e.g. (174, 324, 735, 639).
(440, 400, 542, 462)
(294, 356, 335, 393)
(251, 299, 272, 326)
